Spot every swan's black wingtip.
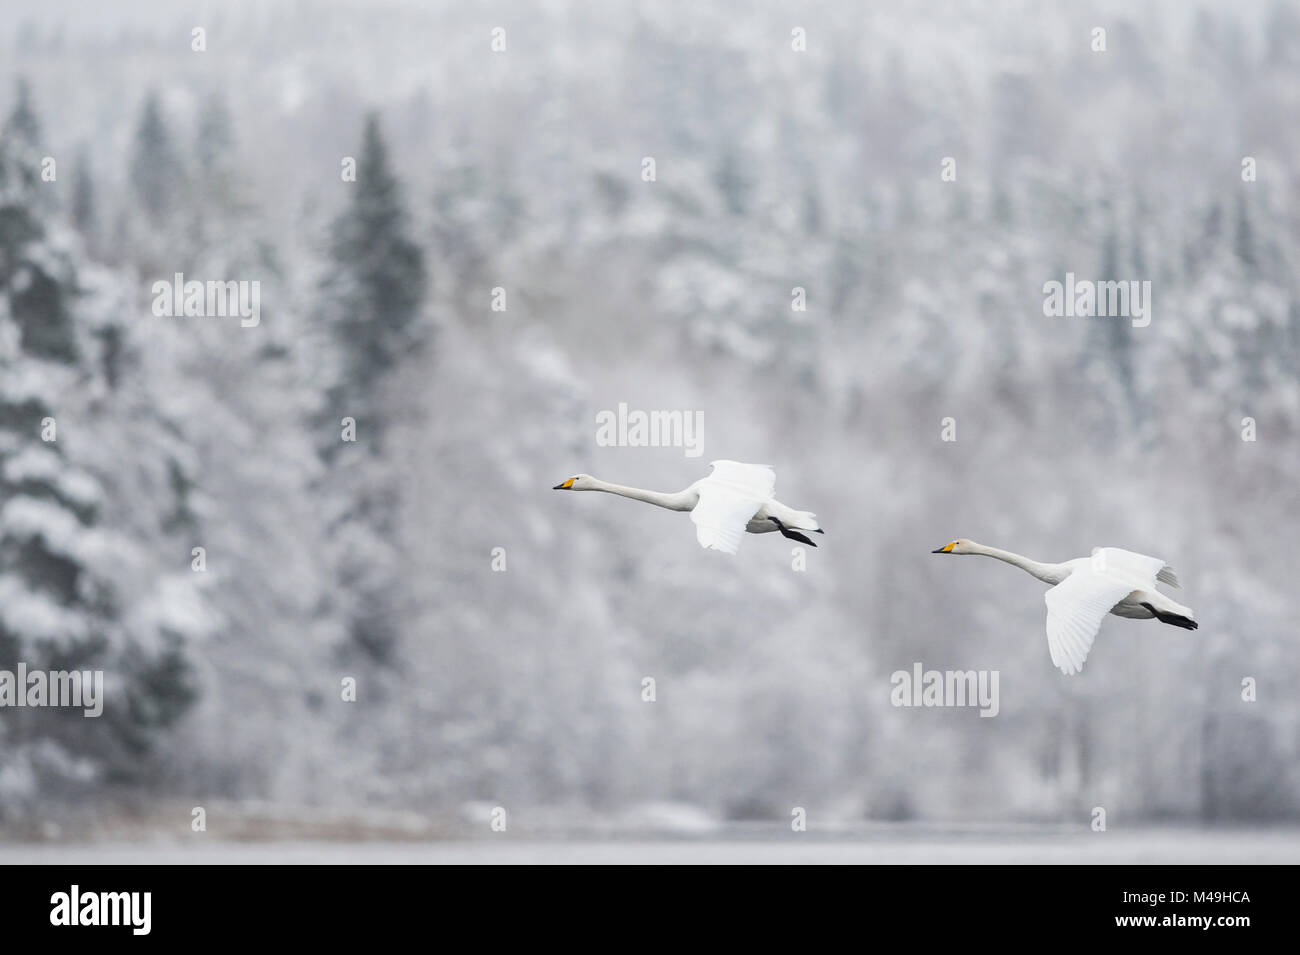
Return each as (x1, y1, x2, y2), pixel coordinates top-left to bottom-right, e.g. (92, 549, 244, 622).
(813, 527, 825, 534)
(770, 517, 817, 547)
(1143, 602, 1199, 630)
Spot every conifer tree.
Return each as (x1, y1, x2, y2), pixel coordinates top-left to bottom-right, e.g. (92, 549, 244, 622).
(316, 114, 427, 663)
(70, 149, 96, 239)
(0, 86, 203, 813)
(320, 113, 426, 445)
(129, 92, 182, 224)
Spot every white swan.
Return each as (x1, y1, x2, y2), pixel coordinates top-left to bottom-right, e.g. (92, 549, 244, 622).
(553, 460, 823, 554)
(931, 539, 1197, 675)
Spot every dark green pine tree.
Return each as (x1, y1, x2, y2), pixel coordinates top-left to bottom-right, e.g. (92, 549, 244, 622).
(2, 79, 41, 164)
(320, 113, 426, 451)
(1087, 225, 1138, 425)
(0, 81, 71, 363)
(0, 90, 110, 796)
(0, 88, 198, 811)
(1232, 191, 1256, 274)
(187, 92, 252, 254)
(129, 92, 182, 224)
(318, 114, 427, 664)
(70, 148, 96, 239)
(193, 91, 239, 212)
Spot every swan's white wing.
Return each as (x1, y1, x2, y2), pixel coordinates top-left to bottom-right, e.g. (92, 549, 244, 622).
(1043, 570, 1136, 676)
(705, 460, 776, 498)
(690, 487, 762, 553)
(1089, 547, 1165, 586)
(691, 464, 773, 554)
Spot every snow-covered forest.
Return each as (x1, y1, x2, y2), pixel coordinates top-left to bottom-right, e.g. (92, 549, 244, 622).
(1, 0, 1298, 835)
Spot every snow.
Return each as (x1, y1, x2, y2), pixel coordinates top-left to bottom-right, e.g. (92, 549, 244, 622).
(0, 0, 1298, 833)
(3, 828, 1299, 865)
(0, 573, 89, 643)
(0, 496, 88, 558)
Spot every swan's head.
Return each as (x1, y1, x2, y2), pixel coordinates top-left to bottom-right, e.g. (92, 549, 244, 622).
(932, 538, 975, 554)
(553, 474, 595, 491)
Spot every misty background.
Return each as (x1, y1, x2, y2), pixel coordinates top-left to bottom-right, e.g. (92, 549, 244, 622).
(1, 0, 1298, 842)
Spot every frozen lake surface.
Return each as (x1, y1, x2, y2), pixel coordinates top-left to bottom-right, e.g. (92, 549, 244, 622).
(4, 829, 1298, 864)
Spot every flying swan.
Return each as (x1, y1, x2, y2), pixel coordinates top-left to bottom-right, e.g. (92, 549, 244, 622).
(931, 539, 1197, 675)
(553, 460, 823, 554)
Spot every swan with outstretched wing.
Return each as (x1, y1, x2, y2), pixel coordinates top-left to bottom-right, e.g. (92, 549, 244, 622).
(553, 460, 822, 555)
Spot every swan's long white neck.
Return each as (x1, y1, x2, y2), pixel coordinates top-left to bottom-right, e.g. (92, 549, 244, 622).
(587, 478, 696, 512)
(967, 543, 1064, 585)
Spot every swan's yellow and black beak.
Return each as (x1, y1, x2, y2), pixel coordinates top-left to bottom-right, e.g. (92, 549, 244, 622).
(553, 478, 575, 490)
(932, 542, 956, 553)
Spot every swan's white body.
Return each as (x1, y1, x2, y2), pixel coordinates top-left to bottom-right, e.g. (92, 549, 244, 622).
(932, 539, 1197, 675)
(553, 460, 821, 554)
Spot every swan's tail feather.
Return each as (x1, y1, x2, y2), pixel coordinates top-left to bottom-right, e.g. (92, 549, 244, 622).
(1157, 565, 1180, 588)
(790, 510, 821, 532)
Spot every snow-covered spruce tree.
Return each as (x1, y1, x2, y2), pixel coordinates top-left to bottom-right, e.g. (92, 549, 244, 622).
(315, 114, 426, 665)
(129, 99, 361, 805)
(70, 148, 96, 244)
(124, 91, 186, 276)
(130, 91, 182, 226)
(0, 84, 206, 818)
